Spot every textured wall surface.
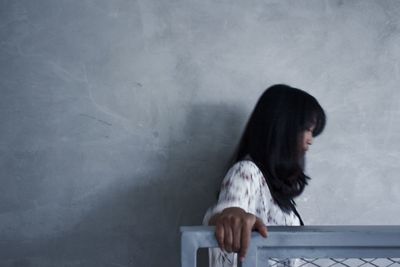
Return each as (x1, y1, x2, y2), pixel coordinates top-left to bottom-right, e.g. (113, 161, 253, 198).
(1, 0, 400, 266)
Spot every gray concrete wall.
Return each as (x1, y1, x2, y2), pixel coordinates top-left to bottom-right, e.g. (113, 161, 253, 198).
(1, 0, 400, 266)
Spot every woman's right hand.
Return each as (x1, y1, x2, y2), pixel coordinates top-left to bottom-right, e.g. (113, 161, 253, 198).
(209, 207, 268, 262)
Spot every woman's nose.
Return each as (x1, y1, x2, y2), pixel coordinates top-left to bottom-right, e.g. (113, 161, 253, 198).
(309, 135, 313, 145)
(306, 133, 313, 145)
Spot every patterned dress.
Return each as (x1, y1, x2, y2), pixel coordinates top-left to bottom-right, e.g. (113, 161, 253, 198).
(203, 160, 301, 267)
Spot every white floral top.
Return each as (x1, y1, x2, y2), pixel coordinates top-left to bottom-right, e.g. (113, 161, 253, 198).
(203, 160, 301, 267)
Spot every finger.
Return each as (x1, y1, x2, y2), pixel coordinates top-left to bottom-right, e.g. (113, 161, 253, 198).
(238, 221, 252, 262)
(215, 222, 225, 250)
(223, 221, 233, 253)
(231, 218, 241, 252)
(253, 218, 268, 238)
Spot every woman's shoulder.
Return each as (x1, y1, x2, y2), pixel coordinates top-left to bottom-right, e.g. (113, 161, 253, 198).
(226, 160, 264, 183)
(230, 160, 262, 172)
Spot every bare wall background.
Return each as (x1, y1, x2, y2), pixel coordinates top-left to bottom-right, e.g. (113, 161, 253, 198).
(1, 0, 400, 266)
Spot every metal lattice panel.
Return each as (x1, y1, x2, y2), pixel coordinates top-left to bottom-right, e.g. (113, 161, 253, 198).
(268, 258, 400, 267)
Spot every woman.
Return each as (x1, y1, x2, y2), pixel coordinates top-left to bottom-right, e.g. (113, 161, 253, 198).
(203, 84, 326, 266)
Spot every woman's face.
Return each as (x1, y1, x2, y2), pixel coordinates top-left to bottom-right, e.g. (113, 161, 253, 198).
(301, 125, 315, 153)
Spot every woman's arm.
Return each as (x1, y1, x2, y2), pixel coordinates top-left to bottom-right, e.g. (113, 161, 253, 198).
(208, 207, 267, 261)
(204, 161, 269, 262)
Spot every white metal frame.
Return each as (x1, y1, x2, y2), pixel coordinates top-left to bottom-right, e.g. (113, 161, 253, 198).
(181, 226, 400, 267)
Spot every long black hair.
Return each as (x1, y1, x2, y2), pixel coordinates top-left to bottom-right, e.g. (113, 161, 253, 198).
(235, 84, 326, 212)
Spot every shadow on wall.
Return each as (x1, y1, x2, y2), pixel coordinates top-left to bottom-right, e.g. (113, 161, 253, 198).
(0, 103, 246, 266)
